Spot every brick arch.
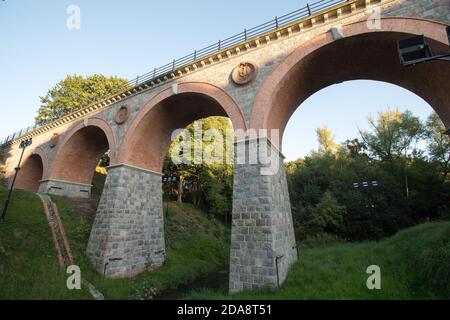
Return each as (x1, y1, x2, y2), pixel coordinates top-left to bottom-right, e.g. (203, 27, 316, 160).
(118, 82, 246, 172)
(14, 148, 48, 192)
(32, 147, 49, 180)
(49, 117, 117, 185)
(250, 17, 450, 149)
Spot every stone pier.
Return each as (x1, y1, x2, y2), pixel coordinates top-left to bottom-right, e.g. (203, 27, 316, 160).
(229, 138, 297, 294)
(86, 164, 165, 278)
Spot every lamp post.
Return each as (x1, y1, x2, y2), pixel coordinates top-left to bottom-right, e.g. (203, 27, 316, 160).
(0, 138, 32, 224)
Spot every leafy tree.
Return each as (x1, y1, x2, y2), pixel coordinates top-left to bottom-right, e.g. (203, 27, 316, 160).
(164, 117, 234, 220)
(35, 74, 129, 125)
(360, 109, 424, 162)
(360, 109, 424, 199)
(425, 113, 450, 182)
(316, 127, 340, 154)
(308, 192, 346, 234)
(286, 109, 448, 242)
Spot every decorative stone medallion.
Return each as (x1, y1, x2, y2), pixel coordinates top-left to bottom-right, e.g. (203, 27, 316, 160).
(115, 105, 130, 125)
(49, 133, 59, 148)
(231, 62, 258, 85)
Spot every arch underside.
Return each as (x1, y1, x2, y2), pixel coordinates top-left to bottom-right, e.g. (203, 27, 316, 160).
(126, 93, 228, 172)
(121, 82, 246, 173)
(50, 126, 109, 185)
(251, 19, 450, 149)
(15, 154, 44, 192)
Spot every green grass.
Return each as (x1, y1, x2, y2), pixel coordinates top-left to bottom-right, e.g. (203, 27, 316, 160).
(2, 187, 449, 300)
(187, 221, 450, 300)
(52, 196, 230, 300)
(0, 189, 91, 300)
(0, 188, 229, 300)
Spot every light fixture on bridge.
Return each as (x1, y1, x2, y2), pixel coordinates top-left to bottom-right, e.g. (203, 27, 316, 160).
(397, 35, 450, 67)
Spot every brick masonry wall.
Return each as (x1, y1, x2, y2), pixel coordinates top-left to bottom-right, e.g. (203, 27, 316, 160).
(229, 138, 297, 293)
(86, 164, 165, 278)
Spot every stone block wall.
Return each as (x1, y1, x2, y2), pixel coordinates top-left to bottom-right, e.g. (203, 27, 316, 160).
(229, 138, 297, 294)
(39, 179, 92, 198)
(383, 0, 450, 24)
(86, 164, 165, 278)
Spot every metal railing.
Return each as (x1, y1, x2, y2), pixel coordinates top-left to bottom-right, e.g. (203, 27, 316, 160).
(1, 0, 349, 146)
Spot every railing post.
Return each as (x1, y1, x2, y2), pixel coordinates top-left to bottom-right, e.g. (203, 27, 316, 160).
(153, 68, 156, 78)
(244, 29, 247, 41)
(307, 3, 312, 16)
(172, 59, 176, 71)
(218, 40, 221, 52)
(135, 76, 139, 86)
(193, 50, 197, 61)
(275, 16, 279, 29)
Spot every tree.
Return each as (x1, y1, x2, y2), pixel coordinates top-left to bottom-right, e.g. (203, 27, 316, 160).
(360, 109, 424, 162)
(360, 109, 424, 199)
(164, 117, 234, 220)
(308, 192, 346, 234)
(316, 127, 340, 154)
(286, 110, 448, 241)
(35, 74, 129, 125)
(425, 113, 450, 182)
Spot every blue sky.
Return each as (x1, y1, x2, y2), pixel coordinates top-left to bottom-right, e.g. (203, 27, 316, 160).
(0, 0, 434, 160)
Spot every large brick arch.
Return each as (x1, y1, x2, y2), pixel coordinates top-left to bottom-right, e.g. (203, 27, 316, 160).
(49, 117, 117, 185)
(14, 147, 48, 192)
(118, 82, 246, 172)
(250, 17, 450, 149)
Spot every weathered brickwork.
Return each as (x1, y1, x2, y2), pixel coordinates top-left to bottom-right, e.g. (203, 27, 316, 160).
(86, 164, 165, 278)
(229, 138, 297, 293)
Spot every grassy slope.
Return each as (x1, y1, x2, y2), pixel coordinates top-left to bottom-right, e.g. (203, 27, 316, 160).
(53, 197, 229, 300)
(2, 188, 449, 300)
(0, 189, 91, 300)
(187, 221, 450, 300)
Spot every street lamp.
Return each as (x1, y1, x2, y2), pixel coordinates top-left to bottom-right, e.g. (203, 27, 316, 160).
(397, 33, 450, 67)
(0, 138, 32, 224)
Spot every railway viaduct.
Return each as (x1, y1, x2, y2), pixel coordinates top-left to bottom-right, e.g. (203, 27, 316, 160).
(2, 0, 449, 294)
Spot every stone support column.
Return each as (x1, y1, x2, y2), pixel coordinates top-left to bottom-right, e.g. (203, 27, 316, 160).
(87, 164, 165, 278)
(229, 138, 297, 294)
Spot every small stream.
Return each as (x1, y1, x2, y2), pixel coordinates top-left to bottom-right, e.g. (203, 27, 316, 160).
(154, 270, 228, 300)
